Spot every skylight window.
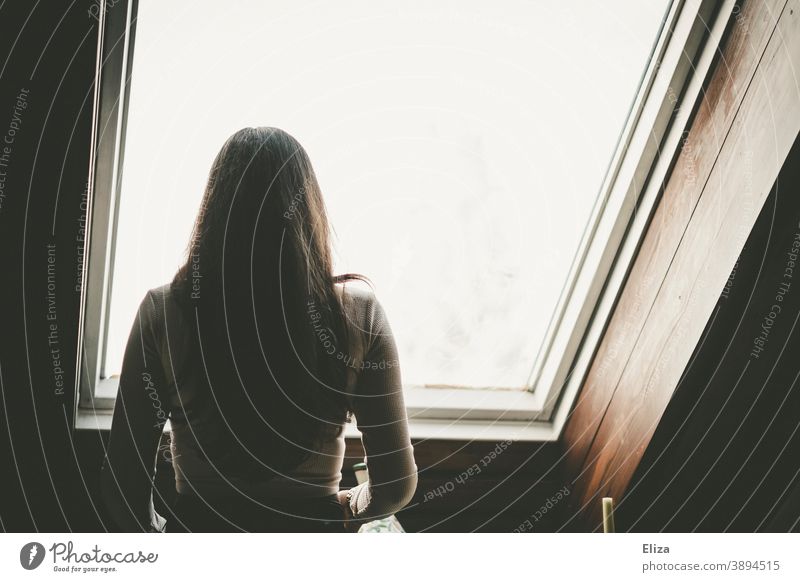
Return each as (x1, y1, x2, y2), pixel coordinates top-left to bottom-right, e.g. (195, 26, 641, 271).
(101, 0, 670, 394)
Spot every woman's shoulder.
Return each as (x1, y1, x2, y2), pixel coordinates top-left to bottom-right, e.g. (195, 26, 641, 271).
(338, 281, 375, 304)
(140, 283, 173, 312)
(147, 282, 174, 301)
(337, 282, 378, 321)
(336, 282, 392, 340)
(134, 283, 177, 332)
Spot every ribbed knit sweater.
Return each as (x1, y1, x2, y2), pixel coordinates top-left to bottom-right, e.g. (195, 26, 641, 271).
(100, 283, 418, 531)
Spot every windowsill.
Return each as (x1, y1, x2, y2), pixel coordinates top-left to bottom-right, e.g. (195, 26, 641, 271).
(403, 386, 544, 422)
(75, 388, 558, 442)
(362, 418, 558, 442)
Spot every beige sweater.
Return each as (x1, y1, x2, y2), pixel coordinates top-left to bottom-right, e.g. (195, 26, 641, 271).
(100, 283, 418, 531)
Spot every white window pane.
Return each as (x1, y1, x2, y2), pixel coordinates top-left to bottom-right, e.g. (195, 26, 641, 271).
(105, 0, 670, 388)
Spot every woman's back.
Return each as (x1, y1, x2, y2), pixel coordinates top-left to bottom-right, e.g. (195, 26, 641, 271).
(102, 280, 417, 531)
(100, 128, 417, 532)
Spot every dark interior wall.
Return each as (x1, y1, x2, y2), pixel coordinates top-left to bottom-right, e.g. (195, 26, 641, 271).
(620, 135, 800, 532)
(0, 0, 100, 531)
(386, 439, 564, 532)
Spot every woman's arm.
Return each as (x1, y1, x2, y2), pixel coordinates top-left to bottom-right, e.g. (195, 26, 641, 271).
(344, 294, 418, 523)
(100, 291, 169, 532)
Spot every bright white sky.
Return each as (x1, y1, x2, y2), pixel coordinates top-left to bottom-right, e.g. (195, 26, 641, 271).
(106, 0, 670, 388)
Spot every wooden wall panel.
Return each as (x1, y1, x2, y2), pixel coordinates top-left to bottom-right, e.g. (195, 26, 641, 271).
(562, 0, 799, 529)
(563, 0, 785, 482)
(342, 438, 566, 532)
(146, 435, 566, 532)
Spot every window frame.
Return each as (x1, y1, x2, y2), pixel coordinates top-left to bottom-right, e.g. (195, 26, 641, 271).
(75, 0, 734, 437)
(77, 0, 138, 416)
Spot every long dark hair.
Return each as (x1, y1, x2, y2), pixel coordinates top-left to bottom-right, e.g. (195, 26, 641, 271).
(171, 127, 361, 481)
